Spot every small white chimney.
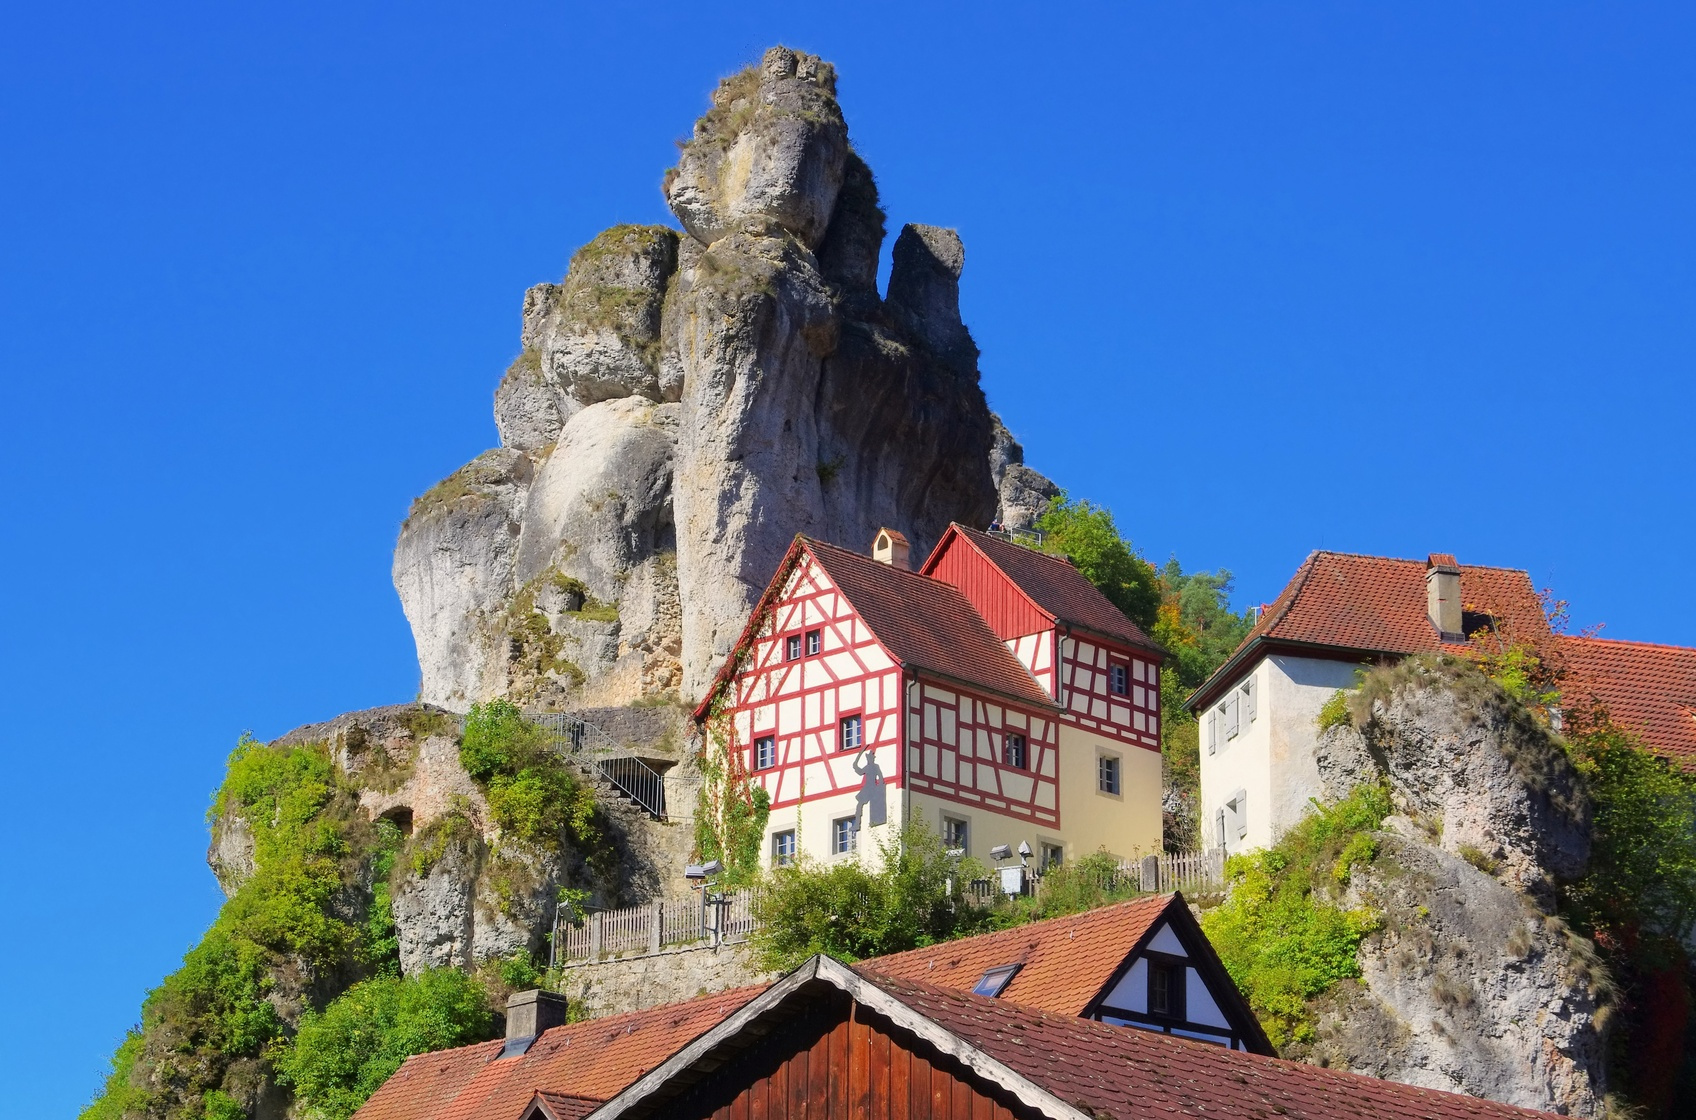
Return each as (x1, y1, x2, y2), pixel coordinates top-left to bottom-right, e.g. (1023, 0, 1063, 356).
(872, 528, 911, 569)
(1426, 553, 1463, 640)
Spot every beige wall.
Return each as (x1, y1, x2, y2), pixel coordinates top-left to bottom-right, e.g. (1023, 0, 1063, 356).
(1199, 654, 1362, 852)
(1053, 724, 1163, 861)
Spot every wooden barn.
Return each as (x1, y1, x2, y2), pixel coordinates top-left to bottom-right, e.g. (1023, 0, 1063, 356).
(692, 524, 1167, 870)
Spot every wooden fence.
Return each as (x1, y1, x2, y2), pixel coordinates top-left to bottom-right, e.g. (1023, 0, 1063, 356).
(554, 889, 760, 964)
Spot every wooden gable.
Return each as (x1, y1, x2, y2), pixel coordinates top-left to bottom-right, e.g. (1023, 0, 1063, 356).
(1082, 896, 1270, 1054)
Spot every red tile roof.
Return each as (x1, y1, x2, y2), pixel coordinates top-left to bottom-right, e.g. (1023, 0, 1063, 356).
(529, 1091, 605, 1120)
(352, 985, 763, 1120)
(868, 969, 1562, 1120)
(858, 894, 1173, 1015)
(1560, 635, 1696, 765)
(805, 538, 1056, 708)
(1191, 550, 1550, 709)
(946, 525, 1161, 652)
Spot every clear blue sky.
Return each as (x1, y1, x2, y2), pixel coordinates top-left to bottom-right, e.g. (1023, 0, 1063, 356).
(3, 3, 1692, 1113)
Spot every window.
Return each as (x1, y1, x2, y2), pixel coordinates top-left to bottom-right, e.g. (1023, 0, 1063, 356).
(839, 713, 863, 752)
(805, 629, 821, 655)
(771, 829, 797, 866)
(1109, 663, 1129, 696)
(972, 964, 1022, 998)
(1002, 732, 1027, 770)
(942, 816, 968, 852)
(1097, 753, 1121, 795)
(784, 634, 801, 661)
(1040, 843, 1064, 871)
(1148, 961, 1186, 1019)
(832, 816, 858, 855)
(754, 735, 775, 770)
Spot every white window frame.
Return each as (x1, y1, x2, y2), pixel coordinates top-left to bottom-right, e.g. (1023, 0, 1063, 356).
(754, 735, 775, 770)
(832, 816, 858, 855)
(942, 815, 969, 852)
(1097, 751, 1122, 796)
(771, 829, 797, 866)
(839, 713, 863, 752)
(1002, 732, 1028, 770)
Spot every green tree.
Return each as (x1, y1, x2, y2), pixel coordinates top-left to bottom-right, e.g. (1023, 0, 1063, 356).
(461, 701, 600, 852)
(276, 970, 496, 1120)
(1035, 493, 1161, 632)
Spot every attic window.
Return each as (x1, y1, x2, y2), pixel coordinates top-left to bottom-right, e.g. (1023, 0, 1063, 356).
(1461, 609, 1497, 638)
(972, 964, 1022, 998)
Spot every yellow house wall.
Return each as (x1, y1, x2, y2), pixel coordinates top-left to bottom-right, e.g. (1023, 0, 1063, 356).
(1054, 724, 1163, 861)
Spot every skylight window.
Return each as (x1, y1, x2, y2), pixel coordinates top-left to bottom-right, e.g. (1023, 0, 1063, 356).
(972, 964, 1022, 998)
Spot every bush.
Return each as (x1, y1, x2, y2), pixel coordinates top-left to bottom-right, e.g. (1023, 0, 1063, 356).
(1201, 784, 1391, 1048)
(750, 824, 989, 970)
(461, 701, 600, 852)
(276, 970, 496, 1120)
(1316, 689, 1351, 732)
(1035, 493, 1161, 632)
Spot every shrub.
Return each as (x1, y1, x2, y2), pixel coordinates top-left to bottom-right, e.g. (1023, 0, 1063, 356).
(1317, 689, 1352, 732)
(750, 823, 988, 970)
(1201, 783, 1391, 1048)
(276, 970, 495, 1120)
(460, 701, 601, 852)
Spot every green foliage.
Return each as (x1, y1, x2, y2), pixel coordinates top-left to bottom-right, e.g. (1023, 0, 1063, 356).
(276, 970, 496, 1120)
(750, 823, 989, 970)
(1457, 844, 1501, 876)
(460, 701, 601, 852)
(1003, 851, 1144, 922)
(1566, 720, 1696, 948)
(202, 1091, 245, 1120)
(1035, 493, 1161, 631)
(1201, 784, 1392, 1048)
(1317, 689, 1352, 732)
(85, 735, 395, 1120)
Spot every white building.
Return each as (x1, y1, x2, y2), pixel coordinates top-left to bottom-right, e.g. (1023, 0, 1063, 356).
(1187, 551, 1548, 853)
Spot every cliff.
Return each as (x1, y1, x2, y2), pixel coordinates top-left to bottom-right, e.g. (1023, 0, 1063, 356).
(395, 45, 1059, 713)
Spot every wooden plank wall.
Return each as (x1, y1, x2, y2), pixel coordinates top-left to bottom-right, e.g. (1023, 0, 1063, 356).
(680, 997, 1028, 1120)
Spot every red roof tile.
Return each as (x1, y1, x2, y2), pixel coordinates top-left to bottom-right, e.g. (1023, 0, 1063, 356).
(858, 894, 1172, 1015)
(1560, 635, 1696, 765)
(352, 985, 763, 1120)
(1192, 551, 1550, 709)
(530, 1090, 605, 1120)
(805, 538, 1056, 708)
(945, 525, 1161, 652)
(867, 969, 1564, 1120)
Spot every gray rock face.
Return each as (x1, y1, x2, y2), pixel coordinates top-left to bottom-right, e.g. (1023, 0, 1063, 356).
(1304, 667, 1604, 1115)
(396, 46, 1022, 708)
(989, 416, 1060, 532)
(1305, 827, 1607, 1116)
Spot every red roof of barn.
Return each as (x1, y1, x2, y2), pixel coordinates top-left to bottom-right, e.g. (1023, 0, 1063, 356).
(1189, 551, 1550, 710)
(1559, 635, 1696, 766)
(352, 985, 763, 1120)
(807, 538, 1059, 708)
(858, 894, 1172, 1015)
(933, 525, 1162, 653)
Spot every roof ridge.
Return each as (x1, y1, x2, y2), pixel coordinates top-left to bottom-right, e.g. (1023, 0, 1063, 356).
(1306, 549, 1532, 575)
(1562, 633, 1696, 654)
(955, 523, 1079, 569)
(804, 537, 956, 586)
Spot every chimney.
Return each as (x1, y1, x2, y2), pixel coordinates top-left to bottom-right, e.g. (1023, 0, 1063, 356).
(872, 528, 911, 570)
(505, 989, 569, 1046)
(1426, 553, 1463, 640)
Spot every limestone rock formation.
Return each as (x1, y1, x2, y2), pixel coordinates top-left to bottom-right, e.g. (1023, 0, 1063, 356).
(1300, 662, 1606, 1115)
(394, 45, 1058, 709)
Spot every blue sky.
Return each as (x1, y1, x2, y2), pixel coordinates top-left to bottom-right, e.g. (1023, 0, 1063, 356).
(3, 3, 1693, 1113)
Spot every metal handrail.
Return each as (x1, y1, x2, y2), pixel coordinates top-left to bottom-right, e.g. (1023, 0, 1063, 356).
(531, 712, 670, 820)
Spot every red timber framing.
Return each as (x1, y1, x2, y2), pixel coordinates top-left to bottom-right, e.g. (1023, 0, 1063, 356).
(652, 989, 1025, 1120)
(922, 526, 1161, 754)
(905, 681, 1059, 828)
(725, 553, 905, 811)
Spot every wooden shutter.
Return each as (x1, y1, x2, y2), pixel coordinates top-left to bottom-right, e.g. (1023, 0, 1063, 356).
(1206, 710, 1216, 754)
(1243, 678, 1257, 723)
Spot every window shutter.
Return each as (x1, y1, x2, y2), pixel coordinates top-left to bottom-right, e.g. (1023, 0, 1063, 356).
(1225, 696, 1238, 739)
(1206, 710, 1216, 754)
(1244, 678, 1257, 723)
(1234, 789, 1249, 839)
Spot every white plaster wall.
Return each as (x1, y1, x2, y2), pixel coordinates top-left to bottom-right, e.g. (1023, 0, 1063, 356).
(1199, 654, 1363, 852)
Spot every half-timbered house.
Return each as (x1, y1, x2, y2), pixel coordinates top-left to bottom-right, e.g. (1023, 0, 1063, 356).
(692, 525, 1166, 871)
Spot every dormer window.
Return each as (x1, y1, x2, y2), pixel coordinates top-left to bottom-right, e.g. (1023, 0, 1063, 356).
(1149, 961, 1186, 1018)
(972, 964, 1022, 998)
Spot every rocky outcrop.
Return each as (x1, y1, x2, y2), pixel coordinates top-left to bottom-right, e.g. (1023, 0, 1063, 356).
(395, 45, 1049, 709)
(1302, 660, 1605, 1115)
